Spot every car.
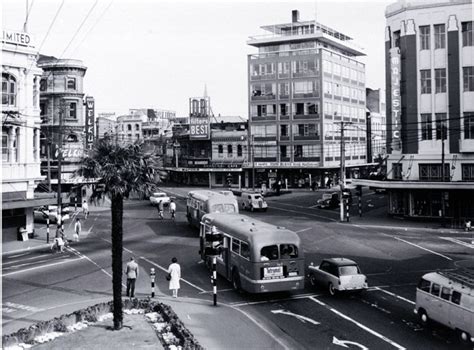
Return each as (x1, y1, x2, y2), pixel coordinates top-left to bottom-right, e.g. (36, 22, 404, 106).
(316, 192, 340, 209)
(242, 193, 268, 212)
(33, 205, 70, 224)
(149, 192, 171, 206)
(308, 258, 368, 296)
(218, 190, 235, 197)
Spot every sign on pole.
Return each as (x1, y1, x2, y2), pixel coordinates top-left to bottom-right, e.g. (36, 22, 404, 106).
(85, 96, 95, 150)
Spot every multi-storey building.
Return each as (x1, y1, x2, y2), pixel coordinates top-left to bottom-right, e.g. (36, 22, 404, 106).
(357, 0, 474, 221)
(2, 29, 50, 241)
(96, 112, 116, 139)
(37, 55, 88, 197)
(247, 10, 367, 188)
(366, 88, 387, 163)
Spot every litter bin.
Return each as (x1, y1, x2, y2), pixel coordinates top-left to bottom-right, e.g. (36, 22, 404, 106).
(18, 227, 29, 241)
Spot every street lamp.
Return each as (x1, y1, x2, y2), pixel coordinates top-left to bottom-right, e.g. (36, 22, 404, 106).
(173, 140, 180, 169)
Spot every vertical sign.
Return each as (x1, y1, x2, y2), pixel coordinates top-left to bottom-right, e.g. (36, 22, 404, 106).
(85, 96, 95, 149)
(189, 97, 210, 140)
(390, 48, 401, 152)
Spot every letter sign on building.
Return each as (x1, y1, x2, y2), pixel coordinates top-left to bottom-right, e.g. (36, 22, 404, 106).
(189, 97, 210, 140)
(390, 48, 401, 152)
(85, 96, 95, 150)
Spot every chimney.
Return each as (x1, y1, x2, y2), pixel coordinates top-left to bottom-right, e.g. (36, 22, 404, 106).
(292, 10, 299, 23)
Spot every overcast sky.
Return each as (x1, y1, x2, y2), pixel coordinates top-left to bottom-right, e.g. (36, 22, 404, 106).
(3, 0, 391, 118)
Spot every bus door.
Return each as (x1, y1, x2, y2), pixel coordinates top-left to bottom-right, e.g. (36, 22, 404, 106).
(216, 235, 231, 280)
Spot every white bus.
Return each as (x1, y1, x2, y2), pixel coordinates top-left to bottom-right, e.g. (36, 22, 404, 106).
(186, 190, 239, 228)
(415, 269, 474, 344)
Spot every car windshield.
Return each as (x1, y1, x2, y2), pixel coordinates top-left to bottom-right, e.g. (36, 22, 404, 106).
(211, 204, 236, 213)
(253, 195, 263, 200)
(322, 194, 332, 200)
(153, 193, 165, 197)
(339, 265, 360, 276)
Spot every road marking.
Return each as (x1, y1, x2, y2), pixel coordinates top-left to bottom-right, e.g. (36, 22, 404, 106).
(370, 287, 416, 305)
(199, 288, 234, 294)
(2, 302, 44, 313)
(309, 296, 406, 350)
(6, 252, 29, 259)
(2, 256, 68, 270)
(2, 252, 61, 265)
(269, 205, 338, 222)
(100, 238, 134, 254)
(439, 236, 474, 249)
(333, 336, 368, 350)
(141, 256, 206, 293)
(1, 256, 85, 277)
(393, 237, 452, 261)
(230, 293, 323, 307)
(295, 227, 312, 233)
(271, 309, 320, 325)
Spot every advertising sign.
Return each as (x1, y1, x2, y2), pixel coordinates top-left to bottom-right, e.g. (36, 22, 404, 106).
(2, 30, 32, 46)
(85, 96, 95, 149)
(390, 48, 401, 152)
(53, 143, 84, 162)
(189, 97, 210, 140)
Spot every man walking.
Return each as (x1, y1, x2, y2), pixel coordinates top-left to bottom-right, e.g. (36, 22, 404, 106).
(73, 218, 81, 242)
(125, 257, 139, 298)
(82, 200, 89, 219)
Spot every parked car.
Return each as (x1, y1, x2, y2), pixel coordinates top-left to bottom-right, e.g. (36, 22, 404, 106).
(33, 205, 70, 224)
(316, 192, 340, 209)
(149, 192, 171, 206)
(242, 193, 268, 212)
(308, 258, 368, 296)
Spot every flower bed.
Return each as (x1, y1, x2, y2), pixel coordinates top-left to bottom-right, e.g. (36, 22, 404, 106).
(2, 298, 202, 350)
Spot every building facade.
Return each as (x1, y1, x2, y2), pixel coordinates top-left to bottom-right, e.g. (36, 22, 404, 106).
(247, 10, 367, 188)
(357, 0, 474, 221)
(96, 112, 116, 139)
(2, 29, 47, 241)
(366, 88, 387, 163)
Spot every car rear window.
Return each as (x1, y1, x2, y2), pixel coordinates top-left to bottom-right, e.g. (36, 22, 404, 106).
(339, 265, 360, 276)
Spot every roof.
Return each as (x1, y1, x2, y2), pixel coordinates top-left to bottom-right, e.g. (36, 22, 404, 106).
(188, 190, 237, 204)
(424, 269, 474, 290)
(211, 115, 247, 124)
(324, 258, 358, 266)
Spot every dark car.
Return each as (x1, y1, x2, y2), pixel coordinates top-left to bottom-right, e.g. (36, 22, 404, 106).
(316, 192, 340, 209)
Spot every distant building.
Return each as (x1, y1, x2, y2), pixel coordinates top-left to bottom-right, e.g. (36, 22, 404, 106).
(116, 113, 146, 143)
(366, 88, 387, 162)
(96, 112, 116, 139)
(247, 10, 368, 189)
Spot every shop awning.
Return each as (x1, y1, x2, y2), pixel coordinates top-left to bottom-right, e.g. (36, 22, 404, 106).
(352, 179, 474, 190)
(2, 194, 68, 210)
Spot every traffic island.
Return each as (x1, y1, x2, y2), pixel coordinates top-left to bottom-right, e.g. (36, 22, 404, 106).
(2, 298, 202, 350)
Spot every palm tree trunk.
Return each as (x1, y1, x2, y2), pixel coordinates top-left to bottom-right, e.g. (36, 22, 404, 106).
(111, 193, 124, 330)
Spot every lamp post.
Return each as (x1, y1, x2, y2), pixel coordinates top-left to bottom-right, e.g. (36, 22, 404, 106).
(251, 135, 255, 192)
(173, 140, 180, 169)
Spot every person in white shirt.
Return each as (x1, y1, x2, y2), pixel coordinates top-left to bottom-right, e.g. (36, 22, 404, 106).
(169, 200, 176, 219)
(82, 200, 89, 219)
(74, 218, 81, 242)
(167, 257, 181, 298)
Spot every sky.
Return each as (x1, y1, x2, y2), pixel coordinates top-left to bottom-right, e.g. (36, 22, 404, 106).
(2, 0, 391, 118)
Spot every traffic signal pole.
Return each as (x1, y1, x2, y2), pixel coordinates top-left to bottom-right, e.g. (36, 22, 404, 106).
(57, 107, 63, 235)
(212, 256, 217, 306)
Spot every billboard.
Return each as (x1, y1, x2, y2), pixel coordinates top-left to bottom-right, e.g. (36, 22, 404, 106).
(189, 97, 210, 140)
(390, 48, 401, 152)
(85, 96, 95, 149)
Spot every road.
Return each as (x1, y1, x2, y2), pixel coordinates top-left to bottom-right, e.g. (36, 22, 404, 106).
(3, 188, 473, 349)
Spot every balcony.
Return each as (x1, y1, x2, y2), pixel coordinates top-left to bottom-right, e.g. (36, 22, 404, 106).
(2, 162, 43, 183)
(251, 94, 276, 101)
(459, 139, 474, 153)
(293, 113, 319, 120)
(250, 73, 276, 81)
(280, 135, 290, 141)
(251, 114, 277, 122)
(293, 71, 317, 78)
(294, 135, 320, 141)
(293, 92, 319, 99)
(278, 94, 290, 100)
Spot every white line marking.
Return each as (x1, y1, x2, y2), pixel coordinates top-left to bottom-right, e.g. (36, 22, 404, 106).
(1, 256, 85, 277)
(199, 288, 234, 294)
(439, 236, 474, 249)
(141, 256, 206, 293)
(5, 253, 29, 259)
(295, 227, 312, 233)
(231, 293, 323, 307)
(309, 296, 406, 350)
(393, 237, 452, 261)
(2, 256, 67, 270)
(269, 205, 337, 222)
(271, 309, 320, 325)
(2, 252, 60, 265)
(371, 287, 416, 305)
(100, 238, 134, 254)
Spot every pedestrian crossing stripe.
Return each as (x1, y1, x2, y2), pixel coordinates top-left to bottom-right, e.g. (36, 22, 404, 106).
(2, 302, 44, 313)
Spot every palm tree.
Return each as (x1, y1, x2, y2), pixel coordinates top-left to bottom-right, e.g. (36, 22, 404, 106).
(79, 137, 159, 330)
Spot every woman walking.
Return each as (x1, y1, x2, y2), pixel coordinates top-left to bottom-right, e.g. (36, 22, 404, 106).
(167, 257, 181, 298)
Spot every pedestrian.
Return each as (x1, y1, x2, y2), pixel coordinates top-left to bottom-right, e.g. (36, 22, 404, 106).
(311, 181, 317, 191)
(169, 199, 176, 220)
(158, 200, 164, 219)
(125, 257, 139, 298)
(465, 220, 472, 232)
(167, 257, 181, 298)
(73, 218, 81, 242)
(82, 199, 89, 219)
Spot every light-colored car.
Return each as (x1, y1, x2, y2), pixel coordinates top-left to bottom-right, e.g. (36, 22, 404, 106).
(308, 258, 368, 296)
(149, 192, 171, 206)
(33, 205, 70, 224)
(242, 193, 268, 212)
(218, 190, 235, 197)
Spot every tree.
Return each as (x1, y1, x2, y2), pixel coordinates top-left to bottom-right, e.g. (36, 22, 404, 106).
(79, 138, 159, 330)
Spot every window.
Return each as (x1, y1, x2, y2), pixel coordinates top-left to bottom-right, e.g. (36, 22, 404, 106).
(440, 287, 451, 300)
(67, 77, 76, 90)
(237, 145, 242, 157)
(232, 238, 240, 254)
(135, 124, 140, 131)
(462, 21, 473, 47)
(2, 73, 16, 106)
(435, 113, 447, 140)
(127, 124, 132, 131)
(451, 291, 461, 305)
(431, 283, 440, 296)
(434, 24, 445, 49)
(280, 145, 287, 158)
(280, 103, 288, 116)
(260, 245, 279, 261)
(421, 70, 432, 94)
(278, 83, 289, 97)
(240, 242, 250, 259)
(418, 278, 431, 292)
(419, 164, 450, 181)
(464, 113, 474, 139)
(227, 144, 233, 155)
(294, 124, 318, 137)
(421, 114, 432, 140)
(218, 145, 223, 155)
(280, 244, 298, 258)
(294, 145, 303, 158)
(69, 102, 77, 119)
(435, 69, 446, 93)
(280, 124, 288, 137)
(392, 163, 402, 180)
(393, 30, 401, 48)
(339, 265, 360, 276)
(463, 67, 474, 91)
(2, 129, 8, 162)
(66, 134, 78, 142)
(40, 78, 47, 91)
(420, 26, 430, 50)
(462, 164, 474, 181)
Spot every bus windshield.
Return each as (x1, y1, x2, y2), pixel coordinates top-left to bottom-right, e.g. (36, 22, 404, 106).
(211, 203, 237, 213)
(261, 244, 299, 261)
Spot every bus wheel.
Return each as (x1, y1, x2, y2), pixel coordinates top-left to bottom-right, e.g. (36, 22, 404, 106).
(232, 269, 241, 291)
(457, 329, 471, 344)
(328, 282, 336, 296)
(418, 309, 429, 325)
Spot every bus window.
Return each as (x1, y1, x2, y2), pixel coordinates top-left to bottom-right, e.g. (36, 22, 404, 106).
(211, 204, 224, 213)
(232, 238, 240, 254)
(431, 283, 440, 297)
(418, 278, 431, 292)
(240, 242, 250, 259)
(223, 204, 237, 213)
(451, 291, 461, 305)
(440, 287, 451, 300)
(261, 245, 279, 261)
(280, 244, 298, 259)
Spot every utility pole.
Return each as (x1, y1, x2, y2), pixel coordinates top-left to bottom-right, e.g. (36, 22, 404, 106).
(337, 121, 351, 222)
(440, 122, 446, 227)
(57, 104, 63, 235)
(46, 139, 52, 192)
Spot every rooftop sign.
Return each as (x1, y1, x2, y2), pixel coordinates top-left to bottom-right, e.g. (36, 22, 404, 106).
(2, 30, 32, 47)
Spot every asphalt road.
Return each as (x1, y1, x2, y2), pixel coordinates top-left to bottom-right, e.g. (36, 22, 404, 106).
(3, 189, 473, 349)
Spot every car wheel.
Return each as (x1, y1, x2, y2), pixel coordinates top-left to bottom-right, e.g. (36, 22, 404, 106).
(328, 282, 336, 296)
(418, 309, 429, 325)
(457, 329, 471, 344)
(309, 274, 317, 287)
(232, 269, 241, 291)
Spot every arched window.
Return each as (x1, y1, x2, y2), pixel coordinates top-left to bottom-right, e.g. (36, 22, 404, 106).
(237, 144, 243, 157)
(227, 144, 233, 155)
(127, 124, 132, 131)
(2, 73, 17, 106)
(66, 134, 78, 142)
(135, 124, 140, 131)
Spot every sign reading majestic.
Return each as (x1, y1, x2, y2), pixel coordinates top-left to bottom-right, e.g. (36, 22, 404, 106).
(390, 47, 401, 152)
(85, 96, 95, 149)
(189, 97, 210, 140)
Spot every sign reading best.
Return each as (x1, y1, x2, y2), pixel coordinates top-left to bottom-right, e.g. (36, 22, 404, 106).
(190, 116, 210, 140)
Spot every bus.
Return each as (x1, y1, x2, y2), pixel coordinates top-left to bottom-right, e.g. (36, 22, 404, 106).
(199, 213, 305, 293)
(415, 269, 474, 344)
(186, 190, 239, 228)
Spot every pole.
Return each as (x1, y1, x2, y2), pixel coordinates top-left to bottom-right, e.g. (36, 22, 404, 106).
(57, 105, 63, 232)
(46, 141, 52, 192)
(150, 268, 155, 298)
(346, 201, 350, 222)
(441, 124, 445, 227)
(358, 187, 362, 218)
(339, 122, 346, 222)
(212, 256, 217, 306)
(252, 135, 255, 192)
(46, 215, 50, 244)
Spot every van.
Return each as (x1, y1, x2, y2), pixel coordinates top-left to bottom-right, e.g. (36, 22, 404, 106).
(415, 270, 474, 344)
(242, 193, 268, 212)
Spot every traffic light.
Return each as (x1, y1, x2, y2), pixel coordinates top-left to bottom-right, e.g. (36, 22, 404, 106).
(61, 205, 70, 222)
(355, 186, 362, 197)
(204, 226, 224, 256)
